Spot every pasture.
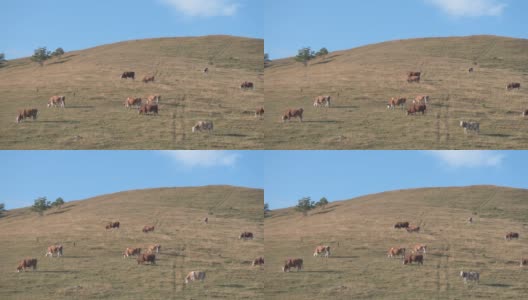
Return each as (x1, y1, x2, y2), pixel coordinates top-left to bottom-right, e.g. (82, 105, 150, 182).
(264, 35, 528, 149)
(0, 35, 263, 149)
(0, 186, 264, 299)
(265, 186, 528, 299)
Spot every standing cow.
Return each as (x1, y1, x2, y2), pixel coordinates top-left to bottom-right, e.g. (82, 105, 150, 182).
(185, 271, 206, 284)
(121, 72, 135, 80)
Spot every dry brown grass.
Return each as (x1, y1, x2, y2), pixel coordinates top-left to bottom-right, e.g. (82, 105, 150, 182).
(0, 186, 264, 299)
(0, 35, 264, 149)
(265, 186, 528, 299)
(264, 35, 528, 149)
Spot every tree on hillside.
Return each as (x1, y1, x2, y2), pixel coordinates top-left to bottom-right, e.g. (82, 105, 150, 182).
(264, 202, 270, 217)
(31, 47, 51, 66)
(264, 53, 271, 67)
(51, 47, 65, 58)
(0, 53, 6, 67)
(51, 197, 65, 209)
(315, 47, 329, 58)
(0, 203, 5, 216)
(31, 197, 51, 215)
(295, 47, 316, 67)
(315, 197, 329, 209)
(295, 197, 315, 216)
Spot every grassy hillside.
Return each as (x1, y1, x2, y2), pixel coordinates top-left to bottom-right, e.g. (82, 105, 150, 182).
(0, 186, 264, 299)
(264, 35, 528, 149)
(265, 186, 528, 299)
(0, 35, 264, 149)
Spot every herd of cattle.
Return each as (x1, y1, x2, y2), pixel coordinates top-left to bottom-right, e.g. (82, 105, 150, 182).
(281, 69, 525, 136)
(15, 220, 262, 288)
(15, 70, 263, 134)
(280, 218, 525, 287)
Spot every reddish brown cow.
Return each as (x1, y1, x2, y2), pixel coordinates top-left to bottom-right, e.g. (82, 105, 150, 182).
(387, 247, 406, 258)
(387, 97, 406, 109)
(142, 225, 155, 233)
(394, 222, 409, 229)
(124, 97, 142, 109)
(16, 109, 38, 123)
(407, 75, 420, 83)
(407, 104, 426, 115)
(282, 108, 304, 122)
(507, 82, 521, 90)
(240, 232, 254, 240)
(403, 254, 424, 265)
(406, 226, 420, 233)
(105, 221, 120, 229)
(121, 71, 135, 80)
(408, 72, 421, 77)
(46, 245, 63, 257)
(137, 253, 156, 265)
(255, 107, 265, 119)
(16, 258, 37, 272)
(138, 104, 158, 115)
(142, 76, 155, 83)
(240, 81, 254, 89)
(123, 247, 141, 258)
(505, 232, 519, 240)
(147, 244, 161, 254)
(47, 95, 66, 108)
(283, 258, 303, 272)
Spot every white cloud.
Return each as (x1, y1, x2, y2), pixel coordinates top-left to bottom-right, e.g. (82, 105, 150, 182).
(160, 151, 239, 167)
(160, 0, 239, 17)
(427, 150, 504, 168)
(426, 0, 507, 17)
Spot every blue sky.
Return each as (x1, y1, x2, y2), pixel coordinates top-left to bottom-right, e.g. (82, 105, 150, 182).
(1, 151, 263, 209)
(263, 151, 528, 209)
(1, 0, 263, 59)
(265, 0, 528, 59)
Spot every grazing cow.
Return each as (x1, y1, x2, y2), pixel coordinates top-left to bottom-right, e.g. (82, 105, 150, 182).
(507, 82, 521, 90)
(387, 247, 406, 258)
(255, 107, 265, 119)
(394, 222, 410, 229)
(16, 109, 38, 123)
(146, 95, 161, 105)
(313, 95, 331, 107)
(192, 120, 214, 132)
(460, 271, 479, 284)
(520, 258, 528, 267)
(408, 72, 421, 77)
(185, 271, 206, 284)
(45, 245, 63, 257)
(239, 232, 254, 240)
(413, 244, 427, 255)
(47, 95, 66, 108)
(413, 95, 429, 105)
(468, 68, 474, 73)
(468, 217, 473, 224)
(147, 244, 161, 254)
(16, 258, 37, 272)
(106, 221, 120, 229)
(252, 257, 264, 266)
(137, 253, 156, 265)
(124, 97, 142, 109)
(203, 67, 209, 73)
(407, 75, 420, 83)
(406, 226, 420, 233)
(123, 247, 141, 258)
(283, 258, 303, 272)
(204, 217, 208, 224)
(240, 81, 254, 89)
(142, 76, 155, 83)
(121, 71, 135, 80)
(522, 109, 528, 117)
(459, 121, 480, 134)
(142, 225, 155, 233)
(138, 104, 158, 115)
(313, 245, 331, 258)
(407, 104, 426, 115)
(387, 97, 406, 109)
(282, 108, 304, 122)
(403, 253, 423, 265)
(505, 232, 519, 240)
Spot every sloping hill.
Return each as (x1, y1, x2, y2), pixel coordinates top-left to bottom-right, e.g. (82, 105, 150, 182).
(265, 186, 528, 299)
(264, 35, 528, 149)
(0, 186, 264, 299)
(0, 35, 264, 149)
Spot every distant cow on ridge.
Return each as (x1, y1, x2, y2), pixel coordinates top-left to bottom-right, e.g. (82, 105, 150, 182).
(121, 72, 135, 80)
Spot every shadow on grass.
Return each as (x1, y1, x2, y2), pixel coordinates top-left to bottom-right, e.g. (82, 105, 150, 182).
(37, 120, 81, 124)
(311, 209, 336, 216)
(48, 59, 72, 65)
(218, 284, 245, 288)
(217, 133, 247, 137)
(47, 209, 72, 215)
(67, 105, 95, 109)
(481, 133, 512, 138)
(300, 270, 343, 273)
(329, 256, 359, 259)
(482, 283, 511, 288)
(63, 256, 94, 259)
(331, 105, 359, 109)
(303, 120, 343, 124)
(312, 59, 335, 66)
(37, 270, 80, 274)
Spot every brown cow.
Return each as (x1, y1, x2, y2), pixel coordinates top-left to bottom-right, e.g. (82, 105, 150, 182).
(505, 232, 519, 240)
(313, 95, 331, 107)
(16, 109, 38, 123)
(313, 245, 331, 257)
(406, 226, 420, 233)
(282, 108, 303, 122)
(407, 104, 426, 115)
(468, 68, 474, 73)
(138, 104, 158, 115)
(394, 222, 409, 229)
(520, 257, 528, 267)
(106, 221, 120, 229)
(407, 75, 420, 83)
(47, 95, 66, 108)
(403, 253, 424, 265)
(124, 97, 142, 109)
(146, 95, 161, 105)
(121, 71, 135, 80)
(240, 81, 254, 89)
(45, 245, 63, 257)
(507, 82, 521, 90)
(413, 244, 427, 254)
(240, 232, 254, 240)
(185, 271, 206, 284)
(255, 107, 265, 119)
(413, 95, 429, 105)
(16, 258, 38, 272)
(387, 97, 406, 109)
(408, 72, 421, 77)
(387, 247, 406, 258)
(123, 247, 141, 258)
(142, 75, 155, 83)
(137, 253, 156, 265)
(283, 258, 303, 272)
(252, 257, 264, 266)
(147, 244, 161, 254)
(142, 225, 155, 233)
(522, 109, 528, 117)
